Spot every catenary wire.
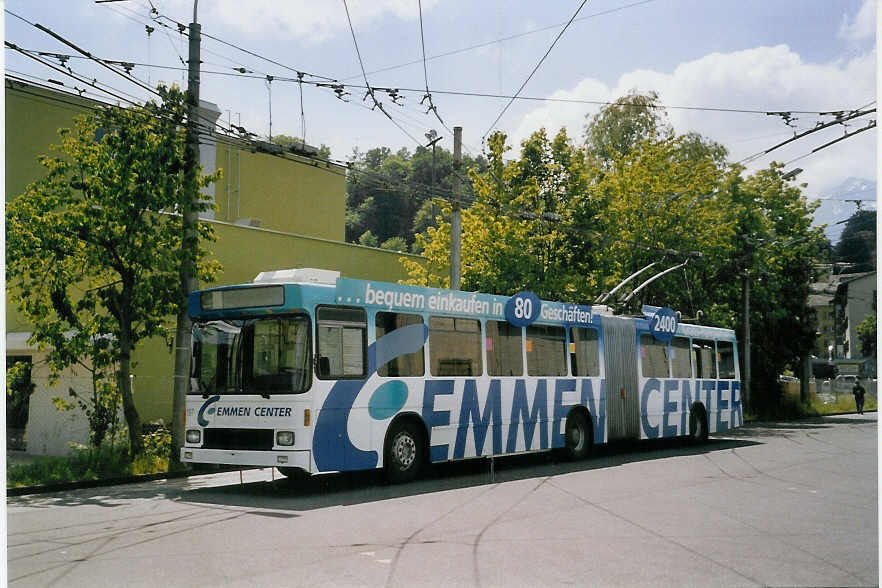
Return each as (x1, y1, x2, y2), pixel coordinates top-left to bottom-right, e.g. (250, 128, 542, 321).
(483, 0, 589, 140)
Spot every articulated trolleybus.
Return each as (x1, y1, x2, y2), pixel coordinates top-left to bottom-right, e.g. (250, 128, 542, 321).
(182, 268, 742, 482)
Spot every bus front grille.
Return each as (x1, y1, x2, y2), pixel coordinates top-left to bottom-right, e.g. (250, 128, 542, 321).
(202, 428, 274, 451)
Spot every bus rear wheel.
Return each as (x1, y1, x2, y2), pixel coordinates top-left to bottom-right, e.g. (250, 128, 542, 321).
(384, 421, 424, 484)
(563, 411, 591, 460)
(689, 405, 709, 444)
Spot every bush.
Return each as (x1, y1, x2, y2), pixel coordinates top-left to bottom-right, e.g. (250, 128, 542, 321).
(6, 426, 173, 487)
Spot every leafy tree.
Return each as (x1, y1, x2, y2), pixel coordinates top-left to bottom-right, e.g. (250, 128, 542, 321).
(404, 128, 592, 299)
(834, 209, 876, 273)
(6, 86, 220, 456)
(357, 230, 379, 248)
(346, 144, 486, 249)
(856, 313, 877, 358)
(380, 237, 408, 252)
(584, 90, 672, 169)
(273, 134, 331, 160)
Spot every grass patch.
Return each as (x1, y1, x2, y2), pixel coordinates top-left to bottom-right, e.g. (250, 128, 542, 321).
(7, 426, 174, 488)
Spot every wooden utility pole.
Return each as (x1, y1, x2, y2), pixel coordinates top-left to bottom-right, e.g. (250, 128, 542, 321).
(450, 126, 462, 289)
(171, 1, 200, 465)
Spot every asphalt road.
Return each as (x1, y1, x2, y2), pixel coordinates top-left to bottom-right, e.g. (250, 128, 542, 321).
(6, 413, 878, 587)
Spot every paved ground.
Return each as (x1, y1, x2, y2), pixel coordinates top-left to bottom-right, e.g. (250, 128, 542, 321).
(6, 413, 878, 587)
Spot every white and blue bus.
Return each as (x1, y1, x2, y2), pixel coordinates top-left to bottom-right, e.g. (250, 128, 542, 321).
(182, 268, 742, 482)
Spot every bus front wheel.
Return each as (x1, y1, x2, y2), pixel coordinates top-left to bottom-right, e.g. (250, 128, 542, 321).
(384, 421, 424, 484)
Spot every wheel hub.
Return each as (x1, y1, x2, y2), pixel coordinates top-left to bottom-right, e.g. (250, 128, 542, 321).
(393, 432, 416, 469)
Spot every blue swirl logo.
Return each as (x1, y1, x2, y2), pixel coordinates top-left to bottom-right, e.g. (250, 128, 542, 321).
(197, 395, 221, 426)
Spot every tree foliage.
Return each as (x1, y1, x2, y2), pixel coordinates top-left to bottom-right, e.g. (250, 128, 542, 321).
(834, 209, 876, 273)
(6, 86, 220, 456)
(346, 144, 486, 250)
(856, 313, 877, 358)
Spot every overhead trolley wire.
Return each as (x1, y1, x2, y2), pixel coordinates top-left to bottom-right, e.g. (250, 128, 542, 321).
(342, 0, 424, 147)
(343, 0, 658, 81)
(482, 0, 590, 141)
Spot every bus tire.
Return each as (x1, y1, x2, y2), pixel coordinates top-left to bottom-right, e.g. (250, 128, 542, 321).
(384, 420, 424, 484)
(277, 467, 310, 481)
(689, 405, 709, 444)
(563, 411, 592, 460)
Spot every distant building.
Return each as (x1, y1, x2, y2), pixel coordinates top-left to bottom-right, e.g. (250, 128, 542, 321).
(5, 77, 424, 454)
(833, 271, 876, 375)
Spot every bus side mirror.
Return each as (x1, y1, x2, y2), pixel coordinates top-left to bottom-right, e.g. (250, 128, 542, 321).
(317, 356, 330, 378)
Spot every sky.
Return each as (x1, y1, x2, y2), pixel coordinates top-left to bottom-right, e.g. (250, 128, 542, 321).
(4, 0, 878, 218)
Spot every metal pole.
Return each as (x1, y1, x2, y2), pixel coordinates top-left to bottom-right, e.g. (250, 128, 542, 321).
(171, 4, 200, 466)
(450, 126, 462, 289)
(743, 270, 751, 413)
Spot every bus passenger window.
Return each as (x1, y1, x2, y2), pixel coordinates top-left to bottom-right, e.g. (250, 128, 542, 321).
(717, 341, 737, 379)
(376, 312, 425, 377)
(526, 325, 567, 377)
(570, 327, 600, 377)
(317, 306, 367, 379)
(671, 336, 692, 378)
(486, 320, 523, 376)
(429, 316, 482, 376)
(640, 334, 670, 378)
(693, 339, 717, 379)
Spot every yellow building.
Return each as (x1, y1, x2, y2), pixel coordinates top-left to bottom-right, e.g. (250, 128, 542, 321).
(5, 77, 423, 454)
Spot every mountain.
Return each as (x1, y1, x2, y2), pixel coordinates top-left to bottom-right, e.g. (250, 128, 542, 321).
(811, 177, 877, 245)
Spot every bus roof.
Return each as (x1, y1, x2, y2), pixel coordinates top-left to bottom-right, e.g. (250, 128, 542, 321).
(188, 269, 735, 340)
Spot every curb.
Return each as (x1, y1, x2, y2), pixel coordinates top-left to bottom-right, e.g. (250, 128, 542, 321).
(6, 466, 246, 497)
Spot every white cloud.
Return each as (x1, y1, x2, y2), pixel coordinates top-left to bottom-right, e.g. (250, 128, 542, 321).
(838, 0, 876, 41)
(166, 0, 437, 44)
(512, 44, 877, 197)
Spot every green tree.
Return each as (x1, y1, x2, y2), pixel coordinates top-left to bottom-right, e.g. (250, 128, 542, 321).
(834, 209, 876, 273)
(404, 128, 591, 299)
(6, 86, 220, 456)
(856, 313, 877, 358)
(346, 144, 486, 249)
(584, 90, 672, 170)
(273, 134, 331, 160)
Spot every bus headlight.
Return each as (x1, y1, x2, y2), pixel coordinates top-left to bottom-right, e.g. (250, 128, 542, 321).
(276, 431, 295, 446)
(186, 429, 202, 444)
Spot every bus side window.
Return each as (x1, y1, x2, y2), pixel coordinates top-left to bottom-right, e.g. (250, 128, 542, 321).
(486, 320, 523, 376)
(671, 336, 692, 378)
(526, 324, 567, 377)
(316, 306, 367, 379)
(640, 334, 670, 378)
(717, 341, 737, 379)
(376, 311, 425, 377)
(429, 316, 482, 376)
(692, 339, 717, 379)
(570, 327, 600, 377)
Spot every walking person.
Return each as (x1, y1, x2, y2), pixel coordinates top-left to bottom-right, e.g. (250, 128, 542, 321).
(852, 379, 866, 415)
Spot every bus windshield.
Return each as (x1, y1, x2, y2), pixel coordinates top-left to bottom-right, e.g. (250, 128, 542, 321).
(190, 316, 311, 396)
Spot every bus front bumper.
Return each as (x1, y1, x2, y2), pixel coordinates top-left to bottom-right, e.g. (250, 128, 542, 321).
(181, 447, 311, 470)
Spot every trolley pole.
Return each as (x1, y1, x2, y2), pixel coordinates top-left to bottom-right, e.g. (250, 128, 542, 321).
(171, 1, 201, 465)
(450, 126, 462, 290)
